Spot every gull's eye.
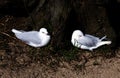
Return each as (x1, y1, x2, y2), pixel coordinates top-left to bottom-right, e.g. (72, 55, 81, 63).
(42, 32, 48, 35)
(42, 32, 45, 33)
(79, 35, 82, 37)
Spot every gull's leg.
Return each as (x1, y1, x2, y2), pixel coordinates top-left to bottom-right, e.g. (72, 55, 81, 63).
(81, 45, 90, 50)
(81, 45, 96, 51)
(81, 45, 96, 52)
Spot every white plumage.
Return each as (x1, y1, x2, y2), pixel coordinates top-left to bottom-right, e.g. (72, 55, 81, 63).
(71, 30, 111, 51)
(12, 28, 50, 47)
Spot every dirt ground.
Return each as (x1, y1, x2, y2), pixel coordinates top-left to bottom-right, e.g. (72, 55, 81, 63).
(0, 49, 119, 78)
(0, 15, 120, 78)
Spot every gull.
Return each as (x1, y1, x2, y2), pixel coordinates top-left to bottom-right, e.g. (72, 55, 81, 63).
(71, 30, 112, 51)
(12, 28, 50, 47)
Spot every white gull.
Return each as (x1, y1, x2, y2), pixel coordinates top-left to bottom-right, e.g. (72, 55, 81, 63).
(71, 30, 111, 51)
(12, 28, 50, 47)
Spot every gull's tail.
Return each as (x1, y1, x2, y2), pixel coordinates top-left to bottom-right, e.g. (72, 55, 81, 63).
(100, 35, 107, 41)
(97, 41, 112, 47)
(89, 41, 112, 51)
(12, 29, 22, 33)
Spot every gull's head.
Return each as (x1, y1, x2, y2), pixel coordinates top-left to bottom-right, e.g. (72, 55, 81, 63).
(72, 30, 84, 39)
(71, 30, 84, 47)
(39, 28, 49, 35)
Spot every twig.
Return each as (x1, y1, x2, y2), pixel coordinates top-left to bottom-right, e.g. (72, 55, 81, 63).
(0, 32, 17, 40)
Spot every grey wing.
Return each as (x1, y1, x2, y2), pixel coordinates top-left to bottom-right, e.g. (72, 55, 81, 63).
(78, 35, 99, 47)
(16, 31, 41, 44)
(85, 34, 100, 41)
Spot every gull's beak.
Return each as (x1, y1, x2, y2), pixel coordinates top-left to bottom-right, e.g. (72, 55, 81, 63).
(47, 33, 50, 35)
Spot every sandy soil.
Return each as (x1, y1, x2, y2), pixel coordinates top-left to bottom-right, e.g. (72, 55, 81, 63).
(0, 49, 120, 78)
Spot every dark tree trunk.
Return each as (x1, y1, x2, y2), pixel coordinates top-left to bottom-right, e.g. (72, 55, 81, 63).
(104, 0, 120, 49)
